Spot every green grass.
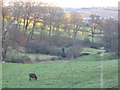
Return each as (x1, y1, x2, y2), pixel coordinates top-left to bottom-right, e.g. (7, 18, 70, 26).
(0, 63, 2, 89)
(79, 53, 116, 62)
(2, 57, 118, 88)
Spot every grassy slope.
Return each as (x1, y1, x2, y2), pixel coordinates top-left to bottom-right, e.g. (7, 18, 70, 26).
(2, 56, 118, 88)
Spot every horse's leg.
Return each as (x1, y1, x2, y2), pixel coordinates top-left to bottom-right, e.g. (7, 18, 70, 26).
(29, 77, 31, 81)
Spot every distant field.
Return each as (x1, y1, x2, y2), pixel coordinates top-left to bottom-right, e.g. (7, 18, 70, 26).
(2, 54, 118, 88)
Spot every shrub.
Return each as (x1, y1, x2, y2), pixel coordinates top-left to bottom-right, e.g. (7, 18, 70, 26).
(26, 40, 63, 56)
(6, 54, 32, 63)
(26, 40, 51, 54)
(49, 48, 62, 56)
(66, 45, 83, 59)
(35, 56, 41, 62)
(50, 56, 63, 61)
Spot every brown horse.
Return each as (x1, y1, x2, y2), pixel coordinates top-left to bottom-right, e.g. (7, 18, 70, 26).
(29, 73, 37, 81)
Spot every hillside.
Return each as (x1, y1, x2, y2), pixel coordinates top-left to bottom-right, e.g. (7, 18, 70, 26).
(64, 7, 118, 19)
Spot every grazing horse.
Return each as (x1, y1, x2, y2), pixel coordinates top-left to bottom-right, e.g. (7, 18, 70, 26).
(29, 73, 37, 81)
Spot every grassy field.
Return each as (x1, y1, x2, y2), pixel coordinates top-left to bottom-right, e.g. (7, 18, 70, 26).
(2, 53, 118, 88)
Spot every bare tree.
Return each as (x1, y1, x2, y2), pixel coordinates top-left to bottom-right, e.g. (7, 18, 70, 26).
(2, 6, 14, 60)
(70, 12, 84, 43)
(86, 15, 102, 47)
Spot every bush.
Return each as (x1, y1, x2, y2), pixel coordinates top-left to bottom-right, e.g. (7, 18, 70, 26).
(50, 56, 63, 61)
(49, 48, 62, 56)
(6, 54, 32, 63)
(25, 37, 83, 58)
(26, 40, 63, 56)
(66, 45, 83, 59)
(26, 40, 51, 54)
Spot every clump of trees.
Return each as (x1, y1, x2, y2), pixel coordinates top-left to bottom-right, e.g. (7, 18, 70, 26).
(2, 1, 118, 62)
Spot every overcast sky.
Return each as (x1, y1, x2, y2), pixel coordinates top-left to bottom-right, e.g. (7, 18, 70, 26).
(4, 0, 119, 8)
(40, 0, 119, 8)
